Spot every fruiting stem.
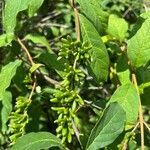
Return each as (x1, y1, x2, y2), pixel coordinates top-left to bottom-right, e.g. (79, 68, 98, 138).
(70, 0, 80, 41)
(17, 37, 34, 65)
(132, 73, 144, 150)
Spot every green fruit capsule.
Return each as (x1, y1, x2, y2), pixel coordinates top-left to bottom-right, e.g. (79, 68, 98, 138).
(69, 128, 74, 135)
(54, 118, 64, 123)
(58, 113, 63, 120)
(62, 128, 67, 136)
(61, 136, 66, 144)
(57, 134, 62, 138)
(51, 107, 65, 113)
(50, 98, 58, 102)
(72, 101, 77, 112)
(67, 132, 72, 143)
(64, 96, 73, 103)
(76, 97, 84, 105)
(56, 125, 63, 133)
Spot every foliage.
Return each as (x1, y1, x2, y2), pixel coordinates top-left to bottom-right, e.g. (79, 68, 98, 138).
(0, 0, 150, 150)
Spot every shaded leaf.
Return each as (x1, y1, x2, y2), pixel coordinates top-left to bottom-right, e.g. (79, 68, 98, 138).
(10, 132, 65, 150)
(39, 52, 66, 77)
(25, 34, 51, 52)
(0, 91, 12, 132)
(0, 60, 22, 100)
(79, 14, 109, 82)
(137, 67, 150, 105)
(116, 54, 130, 85)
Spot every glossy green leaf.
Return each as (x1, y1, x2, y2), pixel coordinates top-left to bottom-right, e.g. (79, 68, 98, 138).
(0, 91, 12, 132)
(0, 60, 22, 100)
(77, 0, 109, 35)
(28, 0, 44, 17)
(86, 102, 126, 150)
(109, 83, 139, 124)
(10, 132, 65, 150)
(25, 34, 51, 52)
(79, 14, 109, 82)
(127, 17, 150, 68)
(107, 14, 128, 41)
(4, 0, 43, 34)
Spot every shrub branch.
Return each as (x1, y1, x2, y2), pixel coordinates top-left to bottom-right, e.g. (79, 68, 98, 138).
(132, 73, 144, 150)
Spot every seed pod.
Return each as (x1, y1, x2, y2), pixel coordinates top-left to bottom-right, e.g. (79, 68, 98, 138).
(50, 98, 58, 102)
(62, 136, 66, 144)
(72, 101, 77, 112)
(76, 96, 84, 105)
(62, 128, 67, 136)
(57, 134, 62, 138)
(67, 132, 72, 143)
(56, 125, 63, 133)
(51, 107, 65, 113)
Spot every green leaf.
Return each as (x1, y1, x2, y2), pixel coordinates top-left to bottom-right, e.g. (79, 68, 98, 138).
(10, 132, 65, 150)
(137, 67, 150, 105)
(0, 33, 14, 47)
(29, 63, 43, 74)
(107, 14, 128, 41)
(140, 12, 150, 19)
(116, 54, 130, 85)
(28, 0, 44, 17)
(109, 83, 139, 124)
(0, 60, 22, 100)
(79, 14, 109, 82)
(127, 17, 150, 68)
(0, 91, 12, 132)
(39, 52, 66, 77)
(4, 0, 29, 34)
(4, 0, 43, 34)
(25, 34, 51, 52)
(86, 102, 126, 150)
(77, 0, 109, 35)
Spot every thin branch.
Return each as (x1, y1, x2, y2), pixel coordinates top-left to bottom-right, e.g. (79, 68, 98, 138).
(37, 22, 69, 28)
(17, 54, 60, 86)
(17, 37, 34, 65)
(40, 12, 61, 22)
(17, 37, 37, 100)
(71, 120, 83, 149)
(84, 100, 102, 110)
(132, 122, 139, 133)
(144, 122, 150, 132)
(29, 75, 36, 100)
(42, 73, 60, 86)
(143, 4, 148, 12)
(123, 7, 131, 18)
(132, 73, 144, 150)
(70, 0, 80, 41)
